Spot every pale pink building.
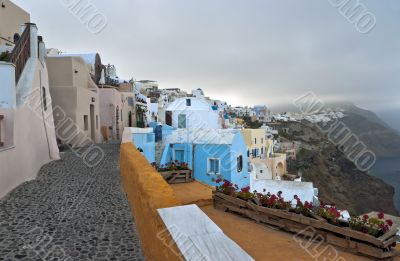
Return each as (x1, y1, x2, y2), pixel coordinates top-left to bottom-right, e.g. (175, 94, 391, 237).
(99, 87, 124, 141)
(46, 55, 103, 146)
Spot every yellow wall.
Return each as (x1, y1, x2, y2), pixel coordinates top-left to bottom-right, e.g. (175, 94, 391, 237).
(120, 142, 182, 261)
(265, 153, 287, 179)
(241, 129, 267, 156)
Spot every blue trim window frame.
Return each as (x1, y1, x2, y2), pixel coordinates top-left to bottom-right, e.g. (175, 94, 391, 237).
(207, 158, 220, 175)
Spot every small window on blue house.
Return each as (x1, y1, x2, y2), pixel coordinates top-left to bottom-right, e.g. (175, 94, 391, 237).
(186, 99, 191, 106)
(208, 158, 220, 175)
(237, 155, 243, 173)
(178, 114, 186, 128)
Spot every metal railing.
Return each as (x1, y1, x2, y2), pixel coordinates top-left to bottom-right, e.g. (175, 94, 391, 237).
(8, 25, 31, 84)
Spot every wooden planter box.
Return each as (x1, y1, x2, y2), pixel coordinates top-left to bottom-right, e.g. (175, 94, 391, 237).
(159, 170, 193, 184)
(213, 191, 399, 259)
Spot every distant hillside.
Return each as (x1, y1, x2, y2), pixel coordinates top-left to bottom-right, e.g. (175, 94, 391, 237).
(272, 101, 400, 158)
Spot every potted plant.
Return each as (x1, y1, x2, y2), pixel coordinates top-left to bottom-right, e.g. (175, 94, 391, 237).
(316, 202, 341, 224)
(293, 195, 313, 217)
(0, 51, 10, 62)
(349, 212, 393, 238)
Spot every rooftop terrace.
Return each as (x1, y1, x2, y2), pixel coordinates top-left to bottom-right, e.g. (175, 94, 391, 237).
(170, 181, 400, 261)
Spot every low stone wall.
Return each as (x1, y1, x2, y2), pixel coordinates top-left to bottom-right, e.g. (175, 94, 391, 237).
(120, 142, 182, 261)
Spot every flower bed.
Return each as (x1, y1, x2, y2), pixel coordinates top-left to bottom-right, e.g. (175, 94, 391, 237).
(154, 161, 190, 172)
(213, 179, 399, 259)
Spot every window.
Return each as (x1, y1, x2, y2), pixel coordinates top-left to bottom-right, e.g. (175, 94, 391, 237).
(186, 99, 191, 106)
(261, 138, 264, 144)
(208, 158, 220, 175)
(254, 138, 257, 144)
(128, 97, 134, 106)
(42, 87, 47, 111)
(237, 155, 243, 173)
(166, 111, 172, 126)
(178, 114, 186, 128)
(96, 115, 99, 129)
(0, 115, 4, 147)
(84, 115, 88, 131)
(260, 170, 264, 174)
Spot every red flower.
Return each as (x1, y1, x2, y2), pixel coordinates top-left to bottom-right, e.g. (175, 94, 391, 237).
(222, 180, 232, 187)
(241, 186, 250, 193)
(377, 212, 385, 219)
(362, 214, 369, 221)
(386, 219, 393, 226)
(304, 201, 313, 209)
(215, 178, 222, 183)
(328, 207, 340, 218)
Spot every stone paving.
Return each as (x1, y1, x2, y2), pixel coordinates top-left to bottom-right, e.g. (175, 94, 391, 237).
(0, 144, 144, 260)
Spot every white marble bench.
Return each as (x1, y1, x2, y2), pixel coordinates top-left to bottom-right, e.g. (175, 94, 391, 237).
(157, 204, 254, 261)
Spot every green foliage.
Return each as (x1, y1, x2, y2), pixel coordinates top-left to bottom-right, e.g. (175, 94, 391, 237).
(0, 51, 10, 61)
(241, 114, 263, 128)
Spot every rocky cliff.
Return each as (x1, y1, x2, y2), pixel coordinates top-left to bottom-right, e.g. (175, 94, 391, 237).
(285, 121, 398, 215)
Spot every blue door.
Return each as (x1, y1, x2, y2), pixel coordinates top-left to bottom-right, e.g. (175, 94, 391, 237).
(174, 149, 185, 163)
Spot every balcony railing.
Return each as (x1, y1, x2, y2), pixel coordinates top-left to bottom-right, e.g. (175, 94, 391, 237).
(8, 25, 31, 84)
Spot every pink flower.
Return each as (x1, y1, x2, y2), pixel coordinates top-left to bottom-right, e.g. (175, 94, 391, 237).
(377, 212, 385, 219)
(386, 219, 393, 226)
(362, 214, 369, 221)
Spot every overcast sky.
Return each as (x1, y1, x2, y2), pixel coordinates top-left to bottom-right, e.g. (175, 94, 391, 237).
(13, 0, 400, 113)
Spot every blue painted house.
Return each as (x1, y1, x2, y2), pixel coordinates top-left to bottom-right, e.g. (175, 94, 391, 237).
(130, 127, 156, 163)
(160, 129, 249, 188)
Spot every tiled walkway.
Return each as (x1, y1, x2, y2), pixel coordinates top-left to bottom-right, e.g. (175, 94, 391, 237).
(0, 144, 144, 260)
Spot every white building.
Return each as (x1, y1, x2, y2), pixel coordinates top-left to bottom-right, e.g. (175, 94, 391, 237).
(250, 179, 318, 206)
(165, 97, 220, 129)
(0, 20, 59, 198)
(191, 88, 205, 99)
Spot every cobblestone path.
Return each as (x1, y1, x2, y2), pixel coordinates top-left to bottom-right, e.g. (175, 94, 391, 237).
(0, 144, 144, 260)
